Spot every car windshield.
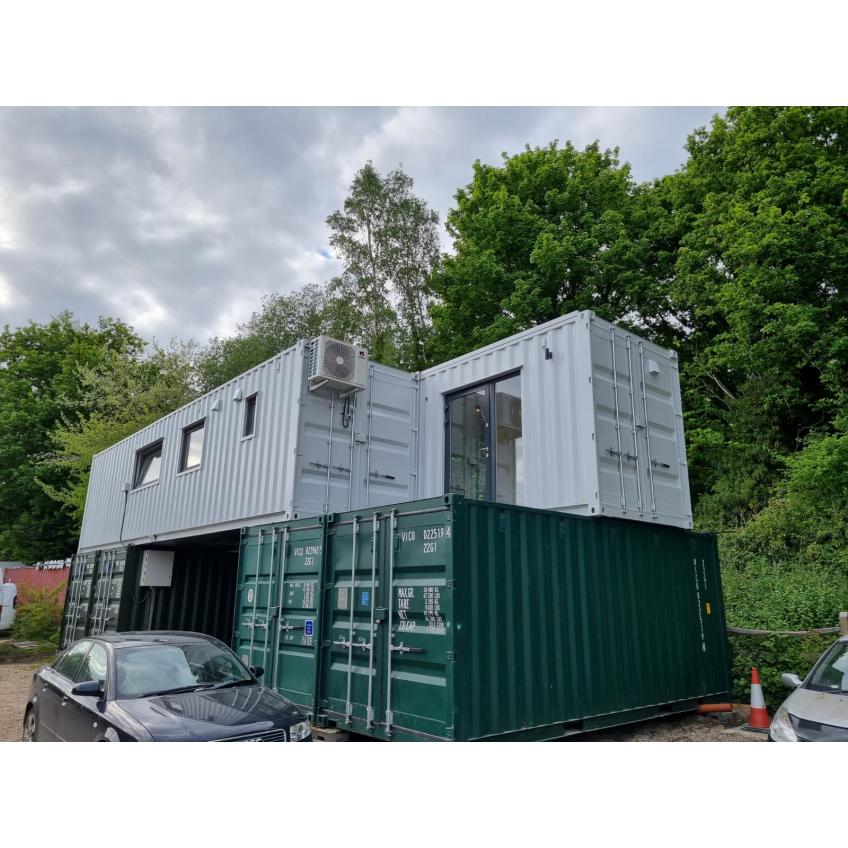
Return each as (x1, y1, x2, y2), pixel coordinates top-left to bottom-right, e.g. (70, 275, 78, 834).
(806, 640, 848, 693)
(115, 641, 254, 699)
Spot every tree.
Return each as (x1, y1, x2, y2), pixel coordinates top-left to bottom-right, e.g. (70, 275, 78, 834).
(663, 107, 848, 526)
(195, 283, 351, 392)
(0, 313, 143, 560)
(39, 342, 199, 523)
(429, 141, 674, 362)
(327, 162, 441, 369)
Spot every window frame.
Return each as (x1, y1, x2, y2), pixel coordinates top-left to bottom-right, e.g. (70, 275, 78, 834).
(74, 640, 110, 694)
(178, 418, 206, 473)
(242, 393, 258, 439)
(443, 369, 522, 503)
(133, 439, 164, 489)
(54, 640, 93, 682)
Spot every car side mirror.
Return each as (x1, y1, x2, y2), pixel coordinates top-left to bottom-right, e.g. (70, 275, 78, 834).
(249, 666, 264, 679)
(781, 673, 803, 689)
(72, 680, 104, 697)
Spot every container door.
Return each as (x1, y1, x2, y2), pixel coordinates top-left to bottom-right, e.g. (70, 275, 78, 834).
(379, 507, 455, 740)
(233, 528, 279, 676)
(61, 552, 97, 647)
(234, 523, 326, 716)
(266, 523, 325, 716)
(86, 548, 128, 636)
(317, 505, 455, 741)
(319, 514, 385, 732)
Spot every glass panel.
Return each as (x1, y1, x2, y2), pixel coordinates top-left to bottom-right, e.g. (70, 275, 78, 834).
(182, 423, 205, 470)
(76, 643, 108, 685)
(244, 395, 257, 437)
(115, 642, 252, 698)
(495, 375, 523, 503)
(135, 444, 162, 487)
(448, 386, 489, 500)
(54, 641, 91, 681)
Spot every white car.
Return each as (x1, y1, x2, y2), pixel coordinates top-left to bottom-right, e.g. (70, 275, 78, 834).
(0, 583, 17, 632)
(769, 635, 848, 741)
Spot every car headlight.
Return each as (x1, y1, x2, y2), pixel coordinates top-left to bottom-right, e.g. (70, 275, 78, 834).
(288, 720, 311, 742)
(769, 704, 798, 742)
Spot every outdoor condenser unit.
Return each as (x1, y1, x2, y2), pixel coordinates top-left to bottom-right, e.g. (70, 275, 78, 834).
(307, 336, 368, 393)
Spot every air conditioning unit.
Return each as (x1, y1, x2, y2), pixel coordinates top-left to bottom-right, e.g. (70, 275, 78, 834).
(307, 336, 368, 393)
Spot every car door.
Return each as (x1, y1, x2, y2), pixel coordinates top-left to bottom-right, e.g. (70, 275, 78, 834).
(64, 641, 110, 741)
(39, 641, 92, 741)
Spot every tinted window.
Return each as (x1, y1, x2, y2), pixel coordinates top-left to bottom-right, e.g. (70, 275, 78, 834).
(76, 642, 108, 687)
(134, 441, 163, 487)
(243, 394, 257, 437)
(180, 420, 205, 471)
(54, 641, 91, 681)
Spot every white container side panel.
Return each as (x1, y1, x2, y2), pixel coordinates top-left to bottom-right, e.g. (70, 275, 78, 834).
(78, 344, 306, 550)
(587, 315, 692, 528)
(417, 311, 598, 514)
(291, 363, 418, 517)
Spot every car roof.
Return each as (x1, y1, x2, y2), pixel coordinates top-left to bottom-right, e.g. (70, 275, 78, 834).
(90, 631, 223, 649)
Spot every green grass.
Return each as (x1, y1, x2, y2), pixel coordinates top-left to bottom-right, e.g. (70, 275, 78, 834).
(0, 638, 57, 665)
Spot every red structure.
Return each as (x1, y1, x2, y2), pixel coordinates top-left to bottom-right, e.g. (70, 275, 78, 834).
(3, 567, 70, 606)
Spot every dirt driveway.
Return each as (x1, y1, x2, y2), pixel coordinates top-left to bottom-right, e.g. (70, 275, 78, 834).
(0, 639, 56, 742)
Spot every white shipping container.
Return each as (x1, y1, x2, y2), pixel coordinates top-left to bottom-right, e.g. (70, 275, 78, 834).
(417, 311, 692, 528)
(78, 310, 692, 552)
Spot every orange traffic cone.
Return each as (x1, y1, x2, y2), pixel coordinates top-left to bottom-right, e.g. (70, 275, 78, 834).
(745, 667, 771, 733)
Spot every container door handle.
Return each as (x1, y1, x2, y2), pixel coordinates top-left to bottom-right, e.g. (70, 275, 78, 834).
(390, 642, 424, 655)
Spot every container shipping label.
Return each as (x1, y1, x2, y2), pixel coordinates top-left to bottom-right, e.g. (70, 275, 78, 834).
(395, 584, 446, 635)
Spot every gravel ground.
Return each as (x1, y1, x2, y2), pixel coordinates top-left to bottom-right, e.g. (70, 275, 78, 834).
(571, 708, 766, 742)
(0, 662, 39, 742)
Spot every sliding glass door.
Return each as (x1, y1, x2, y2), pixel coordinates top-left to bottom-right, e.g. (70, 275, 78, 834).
(445, 373, 523, 504)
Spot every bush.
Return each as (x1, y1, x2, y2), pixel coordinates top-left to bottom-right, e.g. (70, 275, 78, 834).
(719, 544, 848, 710)
(11, 587, 63, 644)
(728, 633, 836, 710)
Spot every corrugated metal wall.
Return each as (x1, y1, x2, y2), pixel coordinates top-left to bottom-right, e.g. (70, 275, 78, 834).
(3, 567, 70, 605)
(417, 310, 693, 529)
(79, 342, 419, 552)
(127, 545, 239, 644)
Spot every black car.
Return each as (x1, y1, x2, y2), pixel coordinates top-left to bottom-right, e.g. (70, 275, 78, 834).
(22, 631, 312, 741)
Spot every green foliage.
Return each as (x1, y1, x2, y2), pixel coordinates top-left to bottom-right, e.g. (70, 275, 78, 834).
(728, 634, 835, 712)
(0, 312, 144, 560)
(327, 162, 441, 369)
(196, 284, 342, 391)
(38, 342, 199, 522)
(429, 141, 677, 362)
(667, 107, 848, 527)
(11, 586, 63, 644)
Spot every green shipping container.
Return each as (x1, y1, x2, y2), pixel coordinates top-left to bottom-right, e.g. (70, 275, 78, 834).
(233, 495, 730, 741)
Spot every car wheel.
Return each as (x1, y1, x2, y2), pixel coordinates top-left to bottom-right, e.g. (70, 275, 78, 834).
(22, 709, 38, 742)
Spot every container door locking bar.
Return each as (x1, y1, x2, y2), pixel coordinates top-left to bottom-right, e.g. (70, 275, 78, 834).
(384, 510, 398, 736)
(344, 516, 359, 725)
(365, 513, 379, 729)
(390, 642, 424, 655)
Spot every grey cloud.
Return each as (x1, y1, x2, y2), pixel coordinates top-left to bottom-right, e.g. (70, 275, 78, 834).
(0, 107, 719, 345)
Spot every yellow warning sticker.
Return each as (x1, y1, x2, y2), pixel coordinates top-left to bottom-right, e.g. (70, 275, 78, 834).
(705, 602, 712, 615)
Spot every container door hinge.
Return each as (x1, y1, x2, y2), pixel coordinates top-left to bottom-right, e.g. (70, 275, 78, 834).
(445, 578, 456, 589)
(445, 651, 457, 661)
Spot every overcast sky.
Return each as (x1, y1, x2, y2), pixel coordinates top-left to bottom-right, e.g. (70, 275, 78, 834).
(0, 107, 720, 345)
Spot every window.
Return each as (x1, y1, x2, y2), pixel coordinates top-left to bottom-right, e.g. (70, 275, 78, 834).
(445, 373, 523, 504)
(243, 393, 258, 438)
(179, 419, 205, 472)
(134, 440, 163, 488)
(54, 641, 92, 681)
(76, 642, 108, 687)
